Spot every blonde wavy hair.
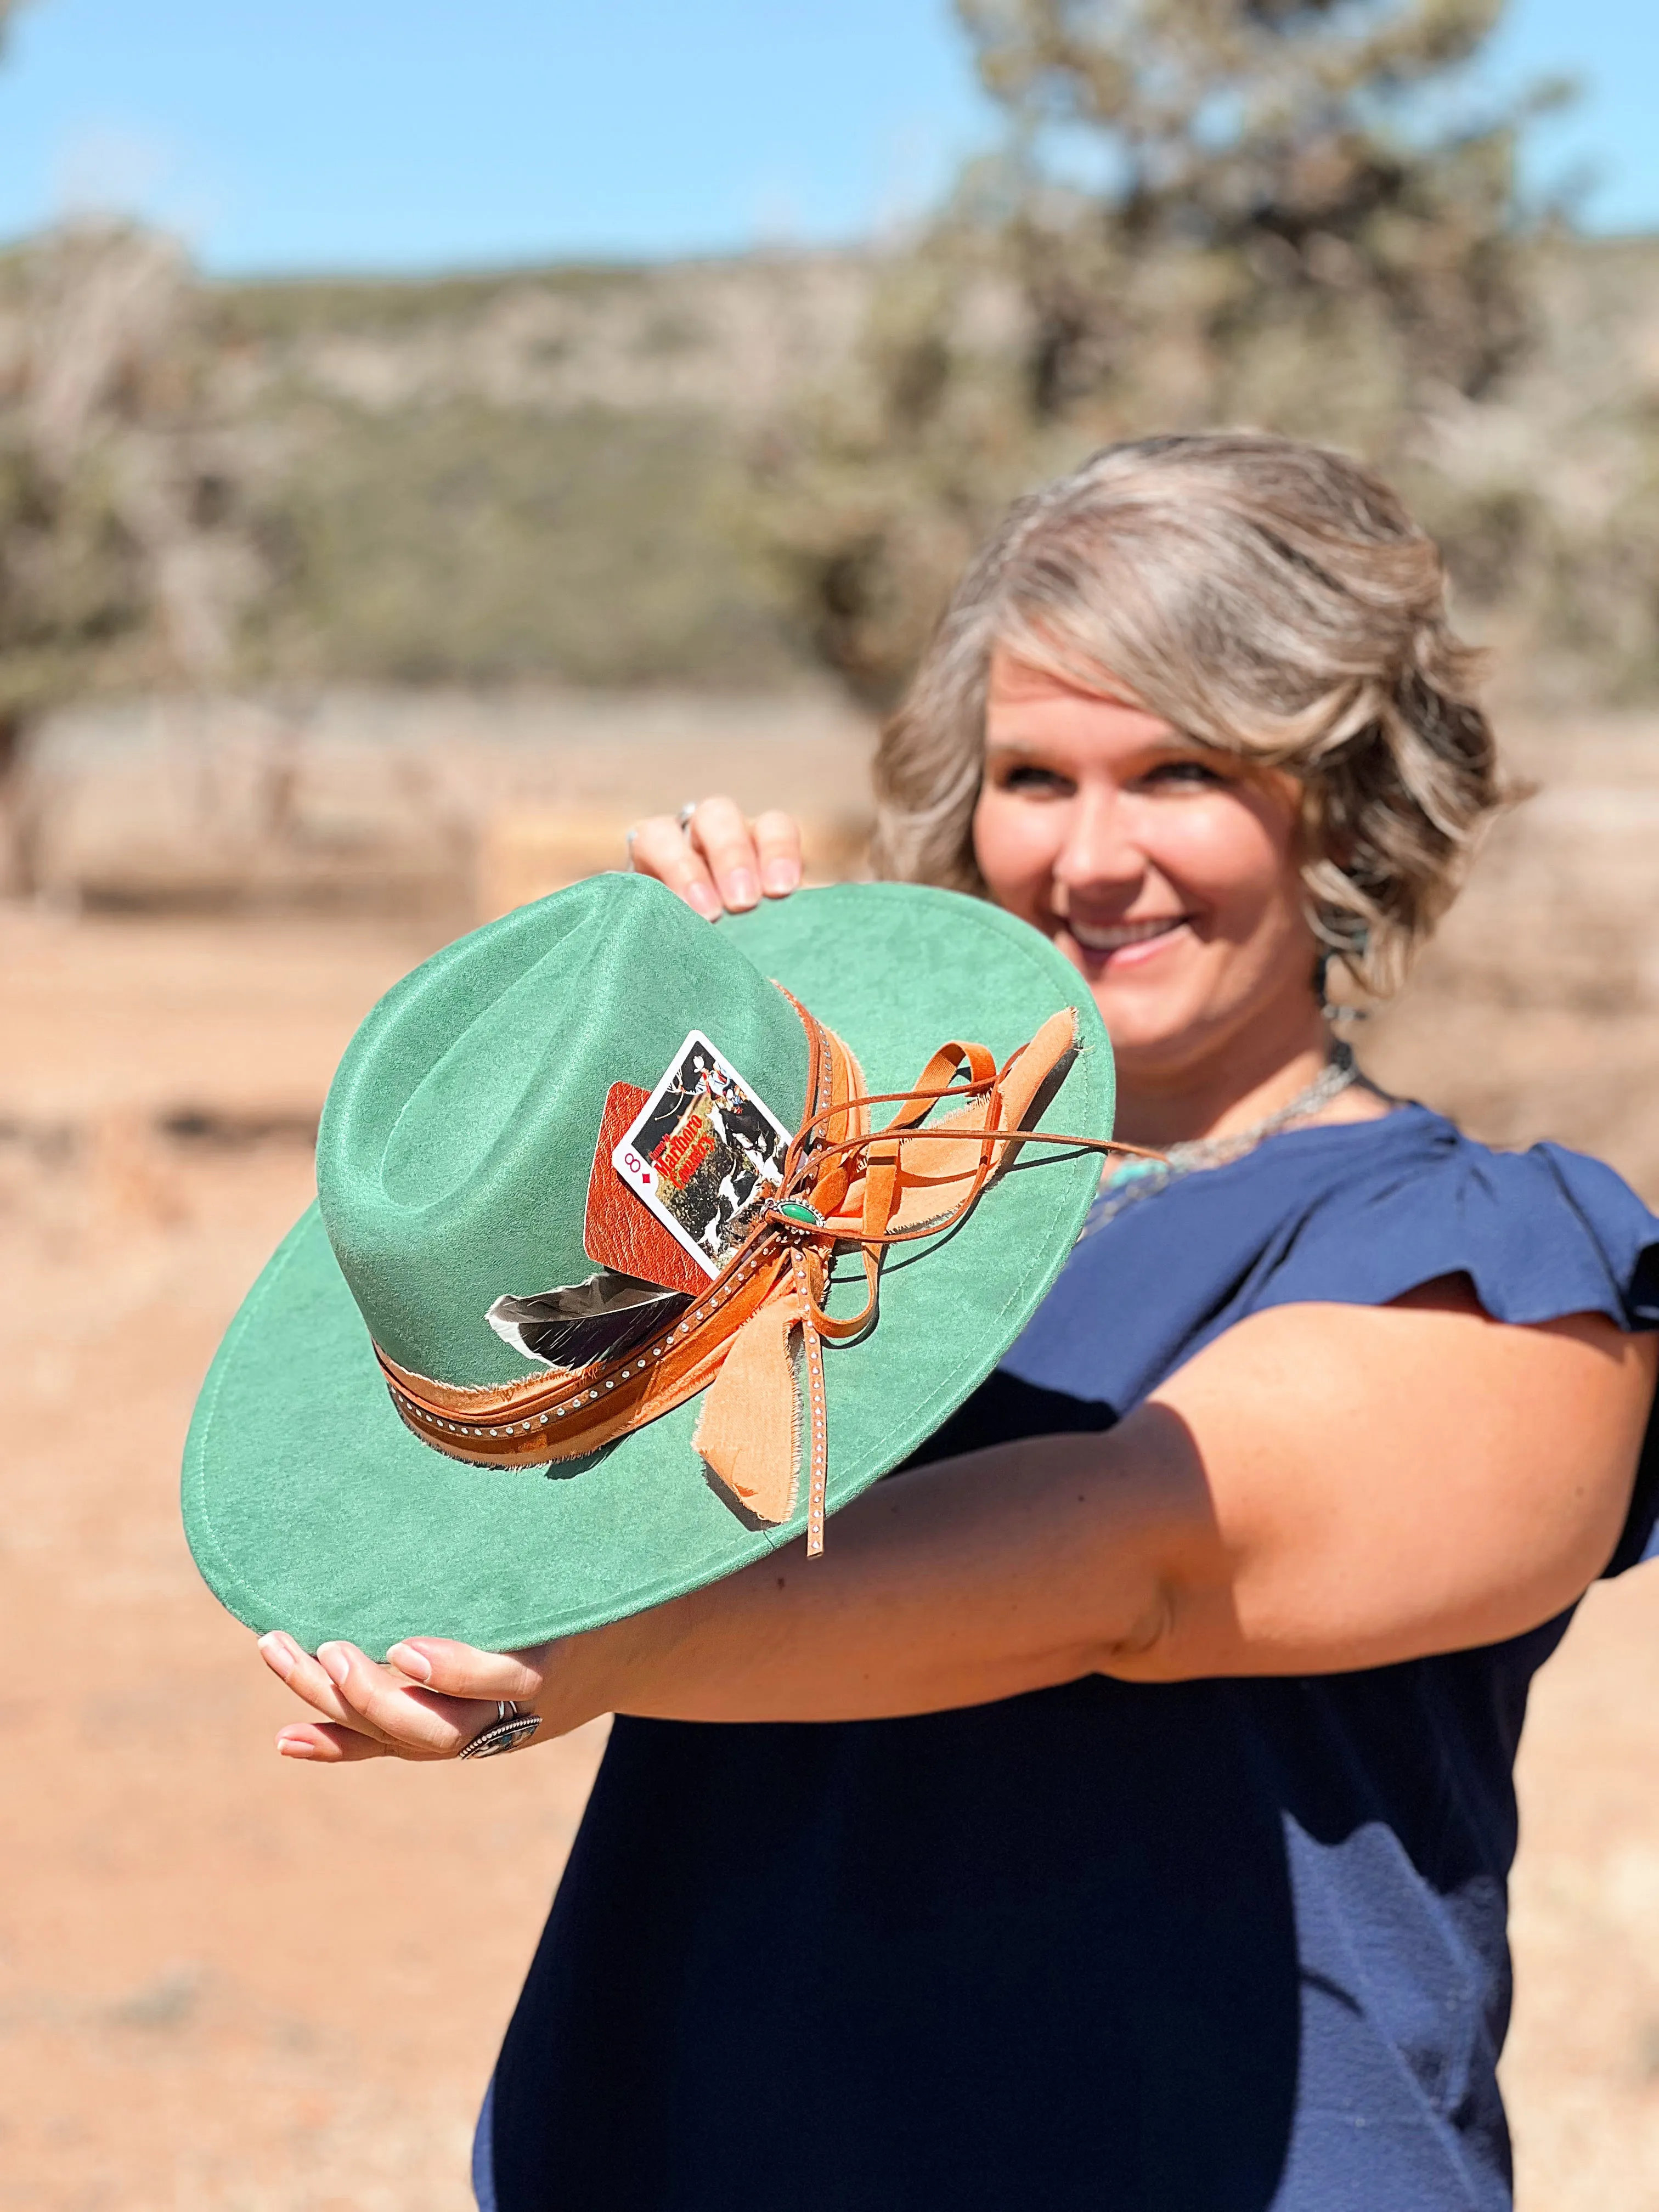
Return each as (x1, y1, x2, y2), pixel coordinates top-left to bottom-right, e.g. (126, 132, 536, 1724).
(874, 433, 1502, 997)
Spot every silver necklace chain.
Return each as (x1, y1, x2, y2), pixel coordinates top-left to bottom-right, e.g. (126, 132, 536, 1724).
(1085, 1040, 1360, 1233)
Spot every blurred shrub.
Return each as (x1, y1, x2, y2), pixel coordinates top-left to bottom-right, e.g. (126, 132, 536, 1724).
(245, 397, 803, 689)
(206, 258, 843, 692)
(0, 222, 262, 732)
(748, 0, 1578, 706)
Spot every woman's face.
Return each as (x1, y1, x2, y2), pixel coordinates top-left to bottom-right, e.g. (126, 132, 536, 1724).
(973, 651, 1320, 1089)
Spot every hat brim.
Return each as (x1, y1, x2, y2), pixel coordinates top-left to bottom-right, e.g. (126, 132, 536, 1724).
(182, 883, 1114, 1655)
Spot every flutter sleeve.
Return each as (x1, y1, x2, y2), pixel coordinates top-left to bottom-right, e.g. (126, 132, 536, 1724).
(1251, 1134, 1659, 1574)
(1005, 1110, 1659, 1571)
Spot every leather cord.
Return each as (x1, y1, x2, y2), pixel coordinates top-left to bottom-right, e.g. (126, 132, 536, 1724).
(375, 990, 1150, 1553)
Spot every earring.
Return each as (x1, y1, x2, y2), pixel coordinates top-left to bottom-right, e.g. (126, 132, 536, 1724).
(1316, 939, 1370, 1026)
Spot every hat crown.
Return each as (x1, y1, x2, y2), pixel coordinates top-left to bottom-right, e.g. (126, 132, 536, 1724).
(318, 873, 809, 1386)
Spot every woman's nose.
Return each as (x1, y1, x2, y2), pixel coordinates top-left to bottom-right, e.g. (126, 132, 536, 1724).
(1053, 787, 1144, 894)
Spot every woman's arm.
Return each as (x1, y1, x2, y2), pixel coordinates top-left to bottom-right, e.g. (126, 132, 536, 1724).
(262, 1280, 1657, 1758)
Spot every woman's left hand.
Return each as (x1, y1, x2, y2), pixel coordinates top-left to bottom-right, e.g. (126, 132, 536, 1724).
(257, 1630, 585, 1762)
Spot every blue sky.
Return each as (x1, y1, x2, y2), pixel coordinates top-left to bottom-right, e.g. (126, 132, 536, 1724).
(0, 0, 1655, 277)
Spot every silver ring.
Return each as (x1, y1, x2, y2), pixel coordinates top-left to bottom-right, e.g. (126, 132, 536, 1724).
(459, 1697, 541, 1760)
(624, 805, 699, 873)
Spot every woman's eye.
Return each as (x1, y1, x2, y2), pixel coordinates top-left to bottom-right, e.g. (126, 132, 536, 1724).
(998, 764, 1074, 795)
(1141, 759, 1227, 790)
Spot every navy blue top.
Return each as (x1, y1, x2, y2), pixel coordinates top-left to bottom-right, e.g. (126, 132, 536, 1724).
(475, 1105, 1659, 2212)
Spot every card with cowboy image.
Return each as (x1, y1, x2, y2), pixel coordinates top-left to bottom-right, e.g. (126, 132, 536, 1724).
(611, 1030, 791, 1278)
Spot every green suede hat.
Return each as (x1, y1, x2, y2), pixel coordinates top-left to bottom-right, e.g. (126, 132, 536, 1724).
(182, 873, 1113, 1656)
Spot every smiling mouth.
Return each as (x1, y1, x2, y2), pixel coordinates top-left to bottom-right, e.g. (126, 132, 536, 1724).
(1066, 916, 1189, 955)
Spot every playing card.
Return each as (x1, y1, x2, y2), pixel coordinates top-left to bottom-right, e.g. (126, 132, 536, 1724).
(612, 1030, 791, 1277)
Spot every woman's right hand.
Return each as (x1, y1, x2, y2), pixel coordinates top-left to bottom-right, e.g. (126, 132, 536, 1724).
(627, 798, 803, 919)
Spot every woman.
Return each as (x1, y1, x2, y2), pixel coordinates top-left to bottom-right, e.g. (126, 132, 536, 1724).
(260, 435, 1659, 2211)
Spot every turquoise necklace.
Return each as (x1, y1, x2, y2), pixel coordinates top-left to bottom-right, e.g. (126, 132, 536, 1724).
(1085, 1040, 1359, 1234)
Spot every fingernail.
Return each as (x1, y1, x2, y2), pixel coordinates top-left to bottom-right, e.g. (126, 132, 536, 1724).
(277, 1731, 319, 1759)
(386, 1641, 431, 1682)
(317, 1641, 352, 1687)
(761, 859, 799, 896)
(725, 868, 758, 910)
(686, 882, 721, 921)
(258, 1631, 298, 1678)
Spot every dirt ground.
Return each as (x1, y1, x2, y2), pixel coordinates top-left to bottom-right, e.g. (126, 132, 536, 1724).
(3, 895, 1659, 2211)
(0, 909, 611, 2211)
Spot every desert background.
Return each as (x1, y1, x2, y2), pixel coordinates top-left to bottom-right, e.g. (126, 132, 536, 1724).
(7, 2, 1659, 2207)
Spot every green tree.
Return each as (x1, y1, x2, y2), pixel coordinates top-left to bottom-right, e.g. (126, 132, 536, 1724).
(755, 0, 1547, 704)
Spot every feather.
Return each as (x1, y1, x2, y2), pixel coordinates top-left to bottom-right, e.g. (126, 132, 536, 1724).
(486, 1272, 690, 1372)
